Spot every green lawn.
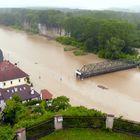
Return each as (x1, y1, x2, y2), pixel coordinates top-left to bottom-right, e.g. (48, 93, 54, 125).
(39, 128, 139, 140)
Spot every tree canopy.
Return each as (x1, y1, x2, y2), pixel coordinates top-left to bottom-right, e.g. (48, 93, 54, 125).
(0, 8, 140, 59)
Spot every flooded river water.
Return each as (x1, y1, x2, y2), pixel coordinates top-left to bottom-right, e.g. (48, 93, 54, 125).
(0, 27, 140, 121)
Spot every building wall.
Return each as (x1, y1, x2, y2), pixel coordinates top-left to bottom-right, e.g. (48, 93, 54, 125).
(0, 77, 28, 89)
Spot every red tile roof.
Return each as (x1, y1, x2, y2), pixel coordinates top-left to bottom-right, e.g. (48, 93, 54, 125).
(41, 89, 53, 100)
(0, 61, 28, 82)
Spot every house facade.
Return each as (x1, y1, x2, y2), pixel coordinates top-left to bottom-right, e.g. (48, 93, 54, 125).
(0, 60, 40, 111)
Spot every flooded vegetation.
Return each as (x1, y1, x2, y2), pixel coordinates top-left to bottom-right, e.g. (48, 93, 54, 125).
(1, 27, 140, 121)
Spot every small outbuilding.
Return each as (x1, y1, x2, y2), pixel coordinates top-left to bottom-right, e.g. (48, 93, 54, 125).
(41, 89, 53, 101)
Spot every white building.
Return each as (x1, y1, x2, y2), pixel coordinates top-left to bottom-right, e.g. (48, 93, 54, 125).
(0, 60, 40, 111)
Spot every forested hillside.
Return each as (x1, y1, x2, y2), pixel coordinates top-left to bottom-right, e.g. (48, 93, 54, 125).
(0, 8, 140, 59)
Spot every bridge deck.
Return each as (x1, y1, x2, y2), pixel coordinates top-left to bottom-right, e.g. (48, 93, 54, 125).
(75, 60, 140, 79)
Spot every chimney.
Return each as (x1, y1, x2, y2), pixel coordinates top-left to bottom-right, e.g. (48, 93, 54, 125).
(40, 91, 42, 100)
(30, 87, 34, 95)
(31, 89, 34, 95)
(14, 87, 18, 92)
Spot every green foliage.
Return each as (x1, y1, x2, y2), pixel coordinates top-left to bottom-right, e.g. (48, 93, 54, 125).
(57, 36, 87, 55)
(2, 95, 27, 125)
(26, 118, 54, 139)
(64, 46, 76, 51)
(60, 106, 104, 117)
(13, 112, 54, 129)
(26, 101, 46, 115)
(98, 37, 125, 59)
(64, 17, 138, 59)
(12, 95, 22, 103)
(48, 96, 71, 112)
(63, 116, 105, 129)
(0, 9, 139, 59)
(114, 118, 140, 134)
(118, 53, 139, 60)
(24, 100, 41, 106)
(61, 107, 106, 129)
(56, 36, 85, 48)
(73, 50, 87, 56)
(105, 37, 125, 59)
(58, 17, 139, 59)
(40, 100, 46, 114)
(14, 106, 105, 130)
(56, 37, 75, 45)
(10, 23, 23, 30)
(40, 128, 140, 140)
(0, 126, 14, 140)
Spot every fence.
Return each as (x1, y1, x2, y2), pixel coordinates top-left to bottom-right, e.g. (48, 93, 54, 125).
(13, 115, 140, 140)
(63, 116, 106, 129)
(26, 118, 54, 140)
(113, 118, 140, 137)
(12, 135, 17, 140)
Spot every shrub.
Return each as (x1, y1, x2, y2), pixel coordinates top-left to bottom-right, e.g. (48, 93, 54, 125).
(64, 46, 76, 51)
(24, 100, 41, 106)
(0, 126, 14, 140)
(60, 106, 105, 117)
(13, 112, 54, 129)
(73, 50, 87, 56)
(47, 96, 71, 112)
(56, 37, 85, 49)
(114, 118, 140, 134)
(2, 95, 27, 125)
(56, 37, 75, 45)
(61, 106, 106, 129)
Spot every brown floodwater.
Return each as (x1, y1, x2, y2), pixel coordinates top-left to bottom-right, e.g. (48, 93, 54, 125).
(1, 27, 140, 121)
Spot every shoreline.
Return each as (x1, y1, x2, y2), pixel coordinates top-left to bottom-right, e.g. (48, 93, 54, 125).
(1, 27, 140, 122)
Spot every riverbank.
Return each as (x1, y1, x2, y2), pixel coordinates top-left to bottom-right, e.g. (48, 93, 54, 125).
(1, 27, 140, 122)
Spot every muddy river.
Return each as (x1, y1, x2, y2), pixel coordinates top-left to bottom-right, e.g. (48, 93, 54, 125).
(0, 27, 140, 121)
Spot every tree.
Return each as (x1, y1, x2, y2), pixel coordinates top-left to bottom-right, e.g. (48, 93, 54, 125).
(2, 95, 26, 125)
(104, 37, 125, 59)
(0, 126, 13, 140)
(0, 9, 139, 59)
(48, 96, 71, 112)
(39, 100, 46, 114)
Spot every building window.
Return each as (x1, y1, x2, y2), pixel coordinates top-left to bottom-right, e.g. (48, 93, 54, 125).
(10, 81, 13, 84)
(3, 82, 6, 86)
(19, 79, 21, 82)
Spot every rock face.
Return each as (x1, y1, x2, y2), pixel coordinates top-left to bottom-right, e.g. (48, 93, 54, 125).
(38, 23, 66, 38)
(0, 49, 3, 62)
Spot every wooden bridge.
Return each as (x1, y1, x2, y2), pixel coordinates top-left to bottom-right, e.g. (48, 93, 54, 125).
(75, 60, 140, 79)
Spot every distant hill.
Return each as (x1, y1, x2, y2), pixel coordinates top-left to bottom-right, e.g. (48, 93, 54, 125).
(24, 6, 140, 13)
(128, 6, 140, 13)
(108, 6, 140, 13)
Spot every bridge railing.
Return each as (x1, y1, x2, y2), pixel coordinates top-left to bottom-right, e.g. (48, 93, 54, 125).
(76, 60, 140, 79)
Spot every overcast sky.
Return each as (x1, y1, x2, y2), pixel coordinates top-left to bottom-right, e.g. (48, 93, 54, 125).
(0, 0, 140, 9)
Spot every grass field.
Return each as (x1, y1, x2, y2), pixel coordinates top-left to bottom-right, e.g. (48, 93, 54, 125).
(40, 128, 139, 140)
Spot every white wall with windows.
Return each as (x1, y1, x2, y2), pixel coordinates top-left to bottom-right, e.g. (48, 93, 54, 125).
(0, 77, 28, 89)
